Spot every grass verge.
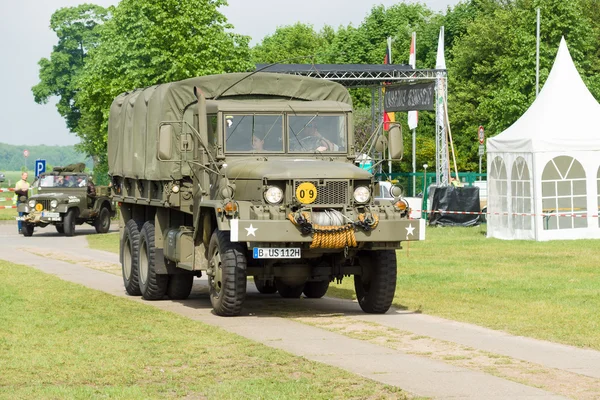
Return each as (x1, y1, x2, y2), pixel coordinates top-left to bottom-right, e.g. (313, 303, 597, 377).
(88, 226, 600, 350)
(87, 232, 120, 253)
(0, 260, 406, 399)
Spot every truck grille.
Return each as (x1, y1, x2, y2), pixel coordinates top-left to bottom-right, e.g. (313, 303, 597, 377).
(35, 200, 52, 211)
(294, 180, 349, 206)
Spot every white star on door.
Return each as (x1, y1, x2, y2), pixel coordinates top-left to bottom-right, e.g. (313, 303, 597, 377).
(245, 224, 258, 237)
(405, 224, 415, 237)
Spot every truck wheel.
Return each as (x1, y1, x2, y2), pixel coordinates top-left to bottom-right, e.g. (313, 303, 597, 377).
(354, 250, 397, 314)
(207, 230, 247, 316)
(55, 225, 64, 234)
(138, 221, 168, 300)
(22, 223, 34, 237)
(94, 207, 111, 234)
(63, 209, 77, 237)
(254, 277, 277, 294)
(167, 274, 194, 300)
(303, 280, 330, 298)
(275, 279, 305, 298)
(121, 219, 142, 296)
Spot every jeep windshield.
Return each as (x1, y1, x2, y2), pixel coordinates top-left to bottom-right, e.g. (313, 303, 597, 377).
(223, 113, 347, 154)
(38, 175, 87, 188)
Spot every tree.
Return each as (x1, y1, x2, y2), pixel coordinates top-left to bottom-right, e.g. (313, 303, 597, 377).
(74, 0, 253, 174)
(32, 4, 109, 132)
(251, 23, 334, 64)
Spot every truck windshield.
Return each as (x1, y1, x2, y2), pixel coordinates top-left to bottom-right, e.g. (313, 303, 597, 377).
(224, 114, 284, 152)
(39, 175, 86, 188)
(289, 115, 346, 153)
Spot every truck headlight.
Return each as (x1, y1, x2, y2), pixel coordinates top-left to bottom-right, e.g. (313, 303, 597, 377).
(28, 199, 36, 208)
(50, 200, 58, 209)
(264, 186, 283, 204)
(353, 186, 370, 203)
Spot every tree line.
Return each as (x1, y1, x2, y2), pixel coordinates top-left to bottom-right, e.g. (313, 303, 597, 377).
(33, 0, 600, 176)
(0, 143, 92, 172)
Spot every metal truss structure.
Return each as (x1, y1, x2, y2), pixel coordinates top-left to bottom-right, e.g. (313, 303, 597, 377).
(257, 64, 449, 186)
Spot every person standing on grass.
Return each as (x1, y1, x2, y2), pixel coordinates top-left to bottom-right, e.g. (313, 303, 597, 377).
(14, 172, 30, 233)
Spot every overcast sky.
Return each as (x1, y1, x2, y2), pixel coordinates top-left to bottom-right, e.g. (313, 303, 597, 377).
(0, 0, 459, 148)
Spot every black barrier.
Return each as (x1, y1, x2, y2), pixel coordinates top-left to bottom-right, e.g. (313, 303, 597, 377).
(428, 186, 481, 227)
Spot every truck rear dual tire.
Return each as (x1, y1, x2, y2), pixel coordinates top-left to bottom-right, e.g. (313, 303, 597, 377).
(208, 230, 247, 316)
(354, 250, 397, 314)
(167, 274, 194, 300)
(303, 280, 330, 298)
(275, 280, 305, 298)
(139, 221, 169, 300)
(121, 219, 142, 296)
(254, 277, 277, 294)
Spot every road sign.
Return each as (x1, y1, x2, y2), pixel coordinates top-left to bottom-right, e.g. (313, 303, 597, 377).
(478, 145, 485, 156)
(35, 159, 46, 177)
(23, 149, 30, 157)
(478, 126, 485, 145)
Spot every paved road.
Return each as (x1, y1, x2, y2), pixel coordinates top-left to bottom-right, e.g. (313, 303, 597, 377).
(2, 223, 598, 399)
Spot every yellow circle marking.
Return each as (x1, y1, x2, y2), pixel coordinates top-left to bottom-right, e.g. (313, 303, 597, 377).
(35, 203, 43, 212)
(296, 182, 318, 204)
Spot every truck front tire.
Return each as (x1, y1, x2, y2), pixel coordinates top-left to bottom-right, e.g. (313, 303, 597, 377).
(275, 280, 305, 298)
(254, 277, 277, 294)
(208, 230, 247, 316)
(63, 209, 77, 237)
(354, 250, 397, 314)
(121, 219, 142, 296)
(139, 221, 168, 300)
(95, 207, 111, 234)
(21, 223, 34, 237)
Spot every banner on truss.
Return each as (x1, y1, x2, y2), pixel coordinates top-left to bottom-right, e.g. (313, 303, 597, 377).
(383, 82, 435, 112)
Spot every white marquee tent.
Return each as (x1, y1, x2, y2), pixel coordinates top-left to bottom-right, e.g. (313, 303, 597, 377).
(487, 37, 600, 241)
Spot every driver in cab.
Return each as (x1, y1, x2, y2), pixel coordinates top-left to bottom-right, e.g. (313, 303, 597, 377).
(296, 123, 339, 152)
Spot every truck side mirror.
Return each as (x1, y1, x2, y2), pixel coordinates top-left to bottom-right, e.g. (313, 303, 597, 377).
(158, 124, 173, 160)
(388, 124, 403, 160)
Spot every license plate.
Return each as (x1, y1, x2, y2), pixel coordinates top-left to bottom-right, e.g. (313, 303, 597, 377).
(253, 248, 301, 259)
(42, 212, 60, 218)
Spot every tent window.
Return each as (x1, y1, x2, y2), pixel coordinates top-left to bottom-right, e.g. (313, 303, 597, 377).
(541, 156, 587, 230)
(511, 157, 532, 230)
(489, 157, 508, 228)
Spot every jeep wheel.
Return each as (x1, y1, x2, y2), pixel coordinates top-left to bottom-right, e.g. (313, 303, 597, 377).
(121, 219, 142, 296)
(55, 225, 64, 234)
(254, 277, 277, 294)
(167, 274, 194, 300)
(63, 209, 77, 237)
(354, 250, 397, 314)
(94, 207, 111, 234)
(275, 280, 305, 298)
(208, 230, 247, 316)
(21, 223, 34, 237)
(303, 280, 330, 298)
(138, 221, 168, 300)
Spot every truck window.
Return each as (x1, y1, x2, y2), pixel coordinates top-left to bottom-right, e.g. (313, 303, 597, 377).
(289, 115, 347, 153)
(224, 114, 284, 152)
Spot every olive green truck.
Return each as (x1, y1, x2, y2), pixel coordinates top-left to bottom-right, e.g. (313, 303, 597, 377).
(108, 72, 424, 316)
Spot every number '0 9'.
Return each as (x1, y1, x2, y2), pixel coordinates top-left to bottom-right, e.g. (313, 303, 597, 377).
(299, 189, 315, 199)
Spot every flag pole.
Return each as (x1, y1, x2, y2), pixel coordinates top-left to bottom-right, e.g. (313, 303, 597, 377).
(387, 36, 393, 175)
(536, 8, 540, 97)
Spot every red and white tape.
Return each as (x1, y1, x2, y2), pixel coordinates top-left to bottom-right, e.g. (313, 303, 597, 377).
(0, 205, 17, 209)
(0, 188, 15, 193)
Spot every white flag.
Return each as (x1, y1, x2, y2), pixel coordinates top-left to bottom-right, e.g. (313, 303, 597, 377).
(408, 32, 418, 130)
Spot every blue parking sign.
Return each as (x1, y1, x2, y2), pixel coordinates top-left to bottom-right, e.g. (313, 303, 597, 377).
(35, 159, 46, 177)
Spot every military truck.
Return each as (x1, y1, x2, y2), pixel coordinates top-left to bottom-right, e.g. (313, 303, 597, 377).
(17, 164, 114, 237)
(108, 72, 424, 316)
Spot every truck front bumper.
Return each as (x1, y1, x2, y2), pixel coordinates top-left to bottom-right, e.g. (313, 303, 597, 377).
(229, 218, 425, 243)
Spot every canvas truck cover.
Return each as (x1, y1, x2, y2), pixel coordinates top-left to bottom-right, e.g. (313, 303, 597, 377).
(108, 72, 352, 181)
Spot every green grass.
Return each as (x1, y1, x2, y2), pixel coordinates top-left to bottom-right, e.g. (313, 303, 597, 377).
(0, 260, 405, 399)
(88, 226, 600, 350)
(0, 171, 24, 188)
(87, 232, 120, 253)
